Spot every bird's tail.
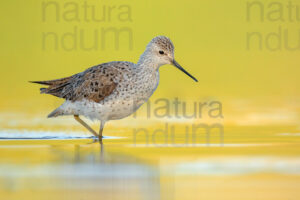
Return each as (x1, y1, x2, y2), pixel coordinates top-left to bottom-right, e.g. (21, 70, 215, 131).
(29, 77, 72, 97)
(30, 79, 72, 118)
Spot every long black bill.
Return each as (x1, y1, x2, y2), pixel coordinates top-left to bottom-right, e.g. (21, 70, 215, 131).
(172, 60, 198, 82)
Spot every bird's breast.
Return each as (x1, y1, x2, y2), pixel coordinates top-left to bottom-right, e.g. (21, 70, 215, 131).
(135, 70, 159, 99)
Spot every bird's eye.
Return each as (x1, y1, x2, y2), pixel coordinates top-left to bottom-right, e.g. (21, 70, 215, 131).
(159, 50, 164, 55)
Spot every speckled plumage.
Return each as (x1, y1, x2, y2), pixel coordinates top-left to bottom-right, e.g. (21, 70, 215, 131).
(31, 36, 197, 139)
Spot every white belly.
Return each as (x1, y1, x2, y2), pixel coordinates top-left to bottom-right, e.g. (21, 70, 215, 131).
(59, 98, 146, 121)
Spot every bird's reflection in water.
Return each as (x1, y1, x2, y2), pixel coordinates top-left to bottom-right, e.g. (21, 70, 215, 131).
(73, 138, 104, 163)
(72, 139, 160, 200)
(0, 138, 160, 199)
(99, 140, 105, 162)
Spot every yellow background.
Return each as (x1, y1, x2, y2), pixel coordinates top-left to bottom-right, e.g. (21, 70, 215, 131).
(0, 1, 300, 200)
(0, 0, 299, 123)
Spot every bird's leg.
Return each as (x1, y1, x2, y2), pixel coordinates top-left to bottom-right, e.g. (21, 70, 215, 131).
(99, 121, 105, 141)
(74, 115, 98, 137)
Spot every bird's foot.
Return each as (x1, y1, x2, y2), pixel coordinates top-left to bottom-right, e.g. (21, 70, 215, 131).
(98, 135, 103, 142)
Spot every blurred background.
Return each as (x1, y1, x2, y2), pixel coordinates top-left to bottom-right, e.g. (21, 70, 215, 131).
(0, 0, 299, 199)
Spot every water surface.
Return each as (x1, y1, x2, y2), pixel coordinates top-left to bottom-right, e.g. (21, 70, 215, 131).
(0, 123, 300, 200)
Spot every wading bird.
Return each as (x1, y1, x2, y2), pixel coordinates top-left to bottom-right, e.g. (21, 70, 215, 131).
(31, 36, 198, 141)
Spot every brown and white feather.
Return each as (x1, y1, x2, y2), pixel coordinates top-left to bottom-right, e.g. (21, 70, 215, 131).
(31, 36, 182, 121)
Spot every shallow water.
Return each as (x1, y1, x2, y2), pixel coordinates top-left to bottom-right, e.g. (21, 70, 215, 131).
(0, 122, 300, 200)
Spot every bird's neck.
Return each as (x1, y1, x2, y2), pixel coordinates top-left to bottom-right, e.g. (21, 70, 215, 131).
(134, 50, 160, 88)
(136, 49, 161, 71)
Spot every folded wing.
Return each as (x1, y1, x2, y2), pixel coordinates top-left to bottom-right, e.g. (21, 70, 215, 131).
(31, 64, 120, 103)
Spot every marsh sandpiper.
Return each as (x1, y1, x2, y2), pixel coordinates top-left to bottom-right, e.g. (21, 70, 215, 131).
(31, 36, 198, 141)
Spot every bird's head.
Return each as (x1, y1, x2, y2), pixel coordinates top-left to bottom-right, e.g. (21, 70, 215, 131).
(142, 36, 198, 82)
